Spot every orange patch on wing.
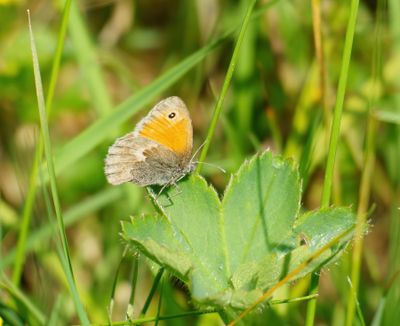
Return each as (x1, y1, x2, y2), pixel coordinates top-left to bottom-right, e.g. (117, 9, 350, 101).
(139, 115, 191, 155)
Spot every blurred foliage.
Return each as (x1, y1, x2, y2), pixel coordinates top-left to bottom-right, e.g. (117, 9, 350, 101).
(0, 0, 399, 325)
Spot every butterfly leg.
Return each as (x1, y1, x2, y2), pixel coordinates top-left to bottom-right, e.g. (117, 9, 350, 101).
(167, 182, 183, 199)
(152, 182, 182, 208)
(155, 183, 170, 199)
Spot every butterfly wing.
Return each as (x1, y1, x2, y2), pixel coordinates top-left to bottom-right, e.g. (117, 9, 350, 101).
(104, 133, 183, 186)
(134, 96, 193, 161)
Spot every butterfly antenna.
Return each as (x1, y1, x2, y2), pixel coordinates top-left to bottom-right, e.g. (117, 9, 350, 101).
(193, 161, 226, 173)
(190, 140, 208, 163)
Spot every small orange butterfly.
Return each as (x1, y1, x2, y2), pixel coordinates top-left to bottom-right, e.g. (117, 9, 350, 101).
(104, 97, 196, 190)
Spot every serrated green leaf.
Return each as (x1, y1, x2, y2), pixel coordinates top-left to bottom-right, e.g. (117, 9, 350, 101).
(122, 215, 192, 279)
(154, 177, 228, 301)
(222, 151, 300, 274)
(121, 151, 356, 311)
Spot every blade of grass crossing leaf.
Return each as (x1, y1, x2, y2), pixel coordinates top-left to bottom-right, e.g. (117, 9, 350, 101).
(197, 0, 258, 171)
(306, 0, 360, 324)
(12, 0, 72, 286)
(229, 226, 355, 326)
(269, 294, 319, 305)
(28, 11, 90, 325)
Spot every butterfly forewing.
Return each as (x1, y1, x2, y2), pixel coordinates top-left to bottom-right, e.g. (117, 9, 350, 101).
(135, 97, 193, 158)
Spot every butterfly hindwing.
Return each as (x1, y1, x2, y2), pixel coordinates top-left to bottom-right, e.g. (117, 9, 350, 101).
(105, 133, 184, 186)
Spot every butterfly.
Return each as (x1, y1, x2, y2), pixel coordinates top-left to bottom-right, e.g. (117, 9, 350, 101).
(104, 96, 196, 191)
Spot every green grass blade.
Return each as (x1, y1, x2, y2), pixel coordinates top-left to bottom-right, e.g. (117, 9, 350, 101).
(12, 0, 72, 286)
(320, 0, 360, 208)
(139, 268, 164, 317)
(306, 0, 360, 324)
(197, 0, 258, 171)
(28, 10, 90, 325)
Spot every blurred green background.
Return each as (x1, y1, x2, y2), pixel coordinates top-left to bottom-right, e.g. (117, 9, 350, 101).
(0, 0, 399, 325)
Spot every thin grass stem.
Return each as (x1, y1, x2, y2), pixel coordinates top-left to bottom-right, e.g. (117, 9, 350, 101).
(197, 0, 258, 172)
(320, 1, 359, 208)
(28, 10, 90, 325)
(139, 268, 164, 317)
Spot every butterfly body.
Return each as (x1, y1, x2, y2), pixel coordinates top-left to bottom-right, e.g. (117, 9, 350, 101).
(105, 96, 195, 187)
